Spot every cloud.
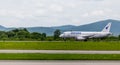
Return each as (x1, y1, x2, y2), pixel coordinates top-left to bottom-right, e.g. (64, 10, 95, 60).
(0, 0, 118, 27)
(48, 4, 64, 12)
(82, 10, 112, 17)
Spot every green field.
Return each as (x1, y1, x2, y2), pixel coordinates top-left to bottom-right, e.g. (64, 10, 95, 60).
(0, 53, 120, 60)
(0, 41, 119, 50)
(0, 41, 120, 60)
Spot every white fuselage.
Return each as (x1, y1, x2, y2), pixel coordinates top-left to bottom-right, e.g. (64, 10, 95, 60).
(60, 31, 112, 40)
(59, 22, 112, 40)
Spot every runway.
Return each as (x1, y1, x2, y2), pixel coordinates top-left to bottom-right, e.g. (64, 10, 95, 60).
(0, 50, 120, 54)
(0, 60, 120, 65)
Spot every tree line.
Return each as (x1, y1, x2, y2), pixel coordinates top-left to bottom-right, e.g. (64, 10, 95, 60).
(0, 28, 47, 41)
(0, 28, 119, 41)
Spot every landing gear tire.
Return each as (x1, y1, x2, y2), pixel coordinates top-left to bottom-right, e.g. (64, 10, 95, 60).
(63, 38, 66, 41)
(84, 39, 88, 41)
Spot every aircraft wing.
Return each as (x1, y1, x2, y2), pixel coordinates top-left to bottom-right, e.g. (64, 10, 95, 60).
(76, 34, 95, 40)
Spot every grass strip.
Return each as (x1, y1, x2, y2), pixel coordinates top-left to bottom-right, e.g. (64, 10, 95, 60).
(0, 41, 119, 50)
(0, 53, 120, 60)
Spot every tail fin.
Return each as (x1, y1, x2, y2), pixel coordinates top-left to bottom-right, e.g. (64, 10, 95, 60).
(102, 22, 111, 32)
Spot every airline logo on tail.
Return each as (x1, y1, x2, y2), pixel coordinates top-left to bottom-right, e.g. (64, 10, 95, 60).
(102, 22, 111, 32)
(106, 26, 108, 29)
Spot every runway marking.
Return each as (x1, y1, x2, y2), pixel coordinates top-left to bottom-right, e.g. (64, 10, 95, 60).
(0, 60, 120, 65)
(0, 50, 120, 54)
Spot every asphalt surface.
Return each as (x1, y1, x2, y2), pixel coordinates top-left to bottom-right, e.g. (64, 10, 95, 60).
(0, 50, 120, 54)
(0, 60, 119, 65)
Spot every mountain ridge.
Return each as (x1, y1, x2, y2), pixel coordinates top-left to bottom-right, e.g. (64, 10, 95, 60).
(0, 19, 120, 36)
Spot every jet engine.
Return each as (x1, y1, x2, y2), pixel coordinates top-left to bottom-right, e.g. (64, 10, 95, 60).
(76, 37, 86, 40)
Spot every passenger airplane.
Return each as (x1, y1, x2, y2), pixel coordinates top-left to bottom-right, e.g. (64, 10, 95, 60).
(59, 23, 112, 40)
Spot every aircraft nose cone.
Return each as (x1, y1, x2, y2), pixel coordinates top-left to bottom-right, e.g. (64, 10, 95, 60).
(59, 34, 64, 37)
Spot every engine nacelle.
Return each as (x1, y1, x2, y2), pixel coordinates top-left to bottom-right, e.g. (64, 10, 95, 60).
(76, 37, 86, 40)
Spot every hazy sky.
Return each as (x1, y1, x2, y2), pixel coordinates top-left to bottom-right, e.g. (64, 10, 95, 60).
(0, 0, 119, 27)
